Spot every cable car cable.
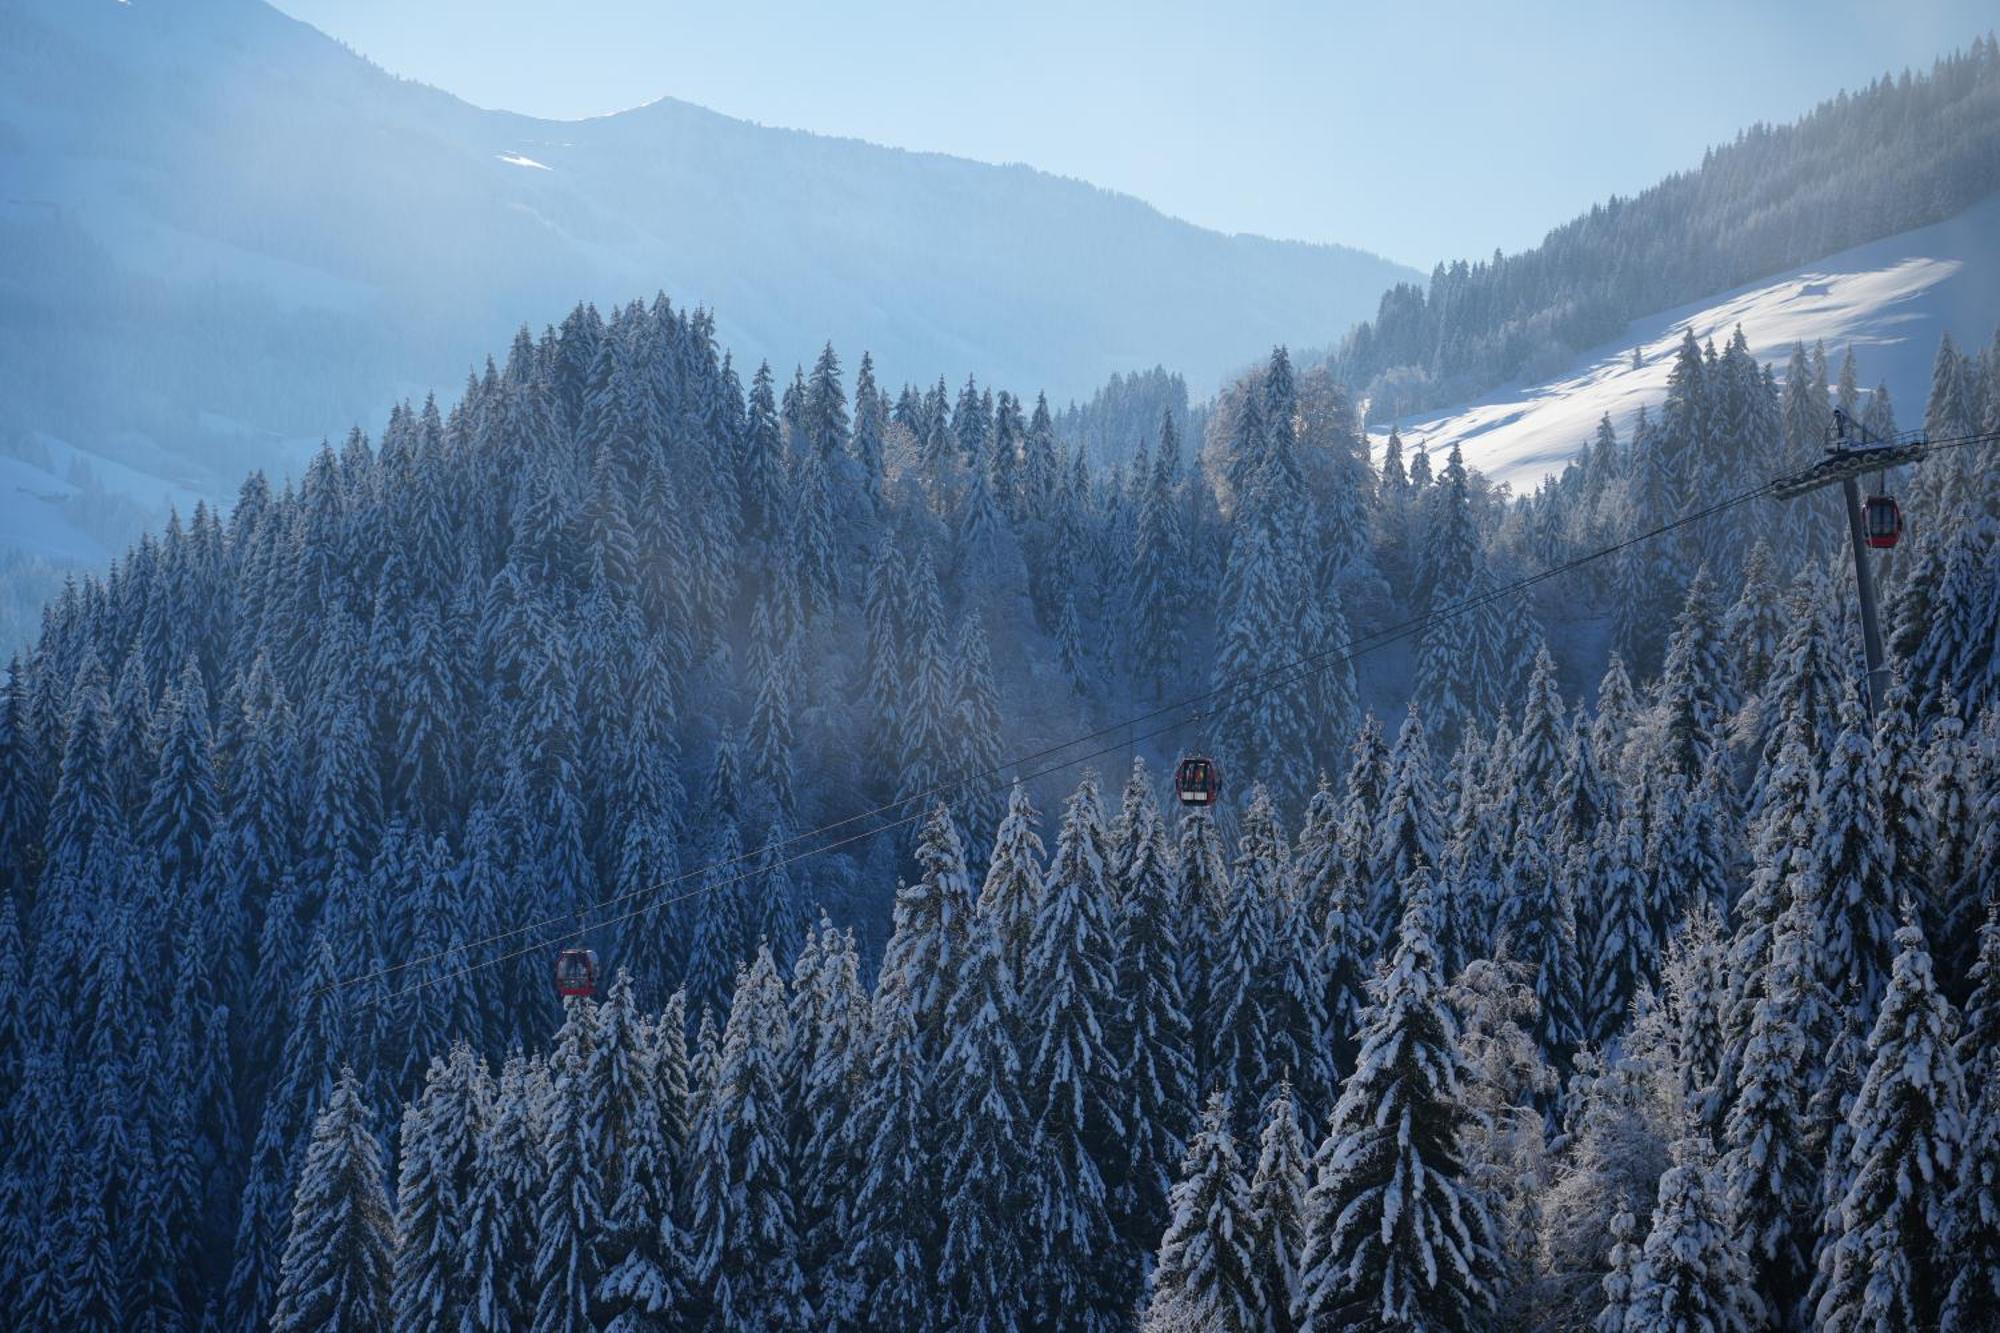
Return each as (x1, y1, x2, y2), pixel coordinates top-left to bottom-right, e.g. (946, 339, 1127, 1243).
(335, 427, 2000, 1004)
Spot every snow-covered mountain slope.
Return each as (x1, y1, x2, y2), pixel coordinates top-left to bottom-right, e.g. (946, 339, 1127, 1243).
(1376, 192, 2000, 491)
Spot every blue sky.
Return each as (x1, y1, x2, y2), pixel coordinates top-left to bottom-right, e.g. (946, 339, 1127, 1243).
(273, 0, 1993, 270)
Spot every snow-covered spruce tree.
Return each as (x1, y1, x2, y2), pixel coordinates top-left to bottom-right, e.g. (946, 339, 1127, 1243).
(1943, 703, 2000, 995)
(1366, 711, 1441, 953)
(1643, 564, 1734, 788)
(1538, 1048, 1672, 1331)
(461, 1054, 546, 1333)
(1131, 411, 1190, 700)
(978, 782, 1045, 978)
(687, 1007, 720, 1131)
(1056, 588, 1092, 696)
(1900, 515, 1998, 719)
(1448, 956, 1554, 1307)
(1295, 783, 1369, 1081)
(1510, 643, 1568, 831)
(1176, 807, 1231, 1095)
(1591, 651, 1640, 783)
(1142, 1092, 1260, 1333)
(880, 802, 981, 1057)
(1113, 774, 1197, 1258)
(1724, 539, 1785, 701)
(746, 601, 799, 826)
(1211, 518, 1310, 797)
(591, 970, 685, 1331)
(1110, 755, 1156, 890)
(784, 923, 862, 1320)
(1946, 905, 2000, 1329)
(1551, 709, 1611, 858)
(1719, 887, 1820, 1331)
(1207, 836, 1275, 1120)
(1291, 779, 1344, 937)
(1804, 687, 1898, 1023)
(1295, 869, 1499, 1331)
(1646, 767, 1736, 928)
(935, 903, 1032, 1332)
(395, 833, 483, 1092)
(1814, 922, 1967, 1332)
(897, 562, 958, 814)
(1749, 575, 1842, 815)
(1582, 808, 1651, 1049)
(1020, 773, 1128, 1330)
(1436, 757, 1498, 993)
(1917, 693, 1979, 997)
(787, 448, 839, 621)
(227, 927, 350, 1331)
(950, 615, 1007, 854)
(1248, 1083, 1311, 1333)
(1496, 832, 1586, 1075)
(1611, 419, 1686, 677)
(1411, 578, 1488, 756)
(1869, 668, 1931, 941)
(1595, 1204, 1642, 1333)
(740, 361, 788, 544)
(952, 418, 1014, 594)
(1624, 1134, 1757, 1333)
(694, 947, 808, 1330)
(750, 825, 804, 978)
(1717, 708, 1817, 1107)
(271, 1066, 394, 1333)
(860, 540, 907, 785)
(1655, 902, 1729, 1140)
(1411, 441, 1479, 611)
(844, 956, 935, 1328)
(1296, 580, 1361, 768)
(391, 1043, 489, 1333)
(1265, 883, 1337, 1133)
(1338, 712, 1392, 899)
(533, 1005, 605, 1333)
(139, 656, 216, 892)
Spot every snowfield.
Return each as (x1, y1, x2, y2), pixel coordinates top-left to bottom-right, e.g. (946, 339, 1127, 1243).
(1376, 192, 2000, 491)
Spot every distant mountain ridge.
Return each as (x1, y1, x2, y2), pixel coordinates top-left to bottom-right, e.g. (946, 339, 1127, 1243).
(0, 0, 1413, 535)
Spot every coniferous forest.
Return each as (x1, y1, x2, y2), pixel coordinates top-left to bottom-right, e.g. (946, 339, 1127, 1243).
(2, 261, 1998, 1330)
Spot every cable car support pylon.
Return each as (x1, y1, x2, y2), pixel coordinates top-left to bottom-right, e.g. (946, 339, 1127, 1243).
(1770, 411, 1933, 716)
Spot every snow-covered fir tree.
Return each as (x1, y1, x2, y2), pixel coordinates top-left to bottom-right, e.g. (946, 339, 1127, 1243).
(1247, 1083, 1311, 1333)
(1623, 1135, 1756, 1333)
(1814, 921, 1967, 1333)
(271, 1066, 394, 1333)
(1143, 1092, 1260, 1333)
(1296, 871, 1499, 1330)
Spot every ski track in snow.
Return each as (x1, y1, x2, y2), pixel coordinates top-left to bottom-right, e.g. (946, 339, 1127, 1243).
(1376, 192, 2000, 492)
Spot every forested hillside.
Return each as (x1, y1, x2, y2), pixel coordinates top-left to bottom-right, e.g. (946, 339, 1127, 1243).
(1332, 37, 2000, 420)
(0, 278, 1997, 1330)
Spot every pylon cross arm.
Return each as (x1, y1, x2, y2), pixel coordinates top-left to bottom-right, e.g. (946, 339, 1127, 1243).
(1771, 439, 1931, 499)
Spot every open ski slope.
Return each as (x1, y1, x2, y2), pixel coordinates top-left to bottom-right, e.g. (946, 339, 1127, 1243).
(1375, 191, 2000, 492)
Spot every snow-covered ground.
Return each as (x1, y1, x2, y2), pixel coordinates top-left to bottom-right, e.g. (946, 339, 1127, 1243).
(1375, 192, 2000, 491)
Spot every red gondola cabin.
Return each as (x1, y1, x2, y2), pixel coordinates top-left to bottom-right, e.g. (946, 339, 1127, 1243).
(1175, 756, 1221, 807)
(1864, 495, 1903, 549)
(554, 948, 598, 998)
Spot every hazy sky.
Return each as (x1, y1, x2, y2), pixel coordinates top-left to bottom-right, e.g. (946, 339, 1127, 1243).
(272, 0, 1992, 270)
